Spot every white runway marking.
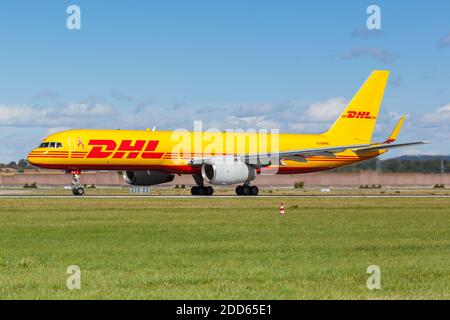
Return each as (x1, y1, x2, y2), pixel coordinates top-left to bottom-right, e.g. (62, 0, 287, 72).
(0, 195, 449, 199)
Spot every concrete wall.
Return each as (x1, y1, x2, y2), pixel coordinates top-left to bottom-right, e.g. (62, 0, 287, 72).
(1, 170, 450, 187)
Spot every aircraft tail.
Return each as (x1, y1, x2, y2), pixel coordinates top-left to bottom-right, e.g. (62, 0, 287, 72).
(325, 70, 390, 144)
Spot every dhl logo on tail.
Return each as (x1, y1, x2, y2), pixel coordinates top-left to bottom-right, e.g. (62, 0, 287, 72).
(341, 111, 376, 119)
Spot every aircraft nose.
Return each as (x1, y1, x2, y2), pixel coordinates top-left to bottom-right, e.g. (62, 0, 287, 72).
(27, 149, 41, 166)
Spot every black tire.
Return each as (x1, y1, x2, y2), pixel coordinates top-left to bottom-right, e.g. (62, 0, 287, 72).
(205, 186, 214, 196)
(243, 186, 251, 196)
(191, 186, 199, 195)
(73, 187, 84, 196)
(235, 186, 244, 196)
(197, 186, 205, 196)
(250, 186, 259, 196)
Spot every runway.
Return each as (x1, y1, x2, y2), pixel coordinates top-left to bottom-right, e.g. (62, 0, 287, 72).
(1, 195, 450, 199)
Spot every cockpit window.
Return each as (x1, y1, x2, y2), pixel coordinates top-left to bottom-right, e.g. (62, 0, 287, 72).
(38, 142, 63, 148)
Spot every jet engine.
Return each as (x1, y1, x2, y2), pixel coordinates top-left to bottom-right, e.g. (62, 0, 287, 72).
(123, 170, 175, 186)
(201, 159, 256, 185)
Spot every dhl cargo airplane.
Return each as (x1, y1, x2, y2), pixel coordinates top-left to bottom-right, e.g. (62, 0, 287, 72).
(28, 70, 428, 196)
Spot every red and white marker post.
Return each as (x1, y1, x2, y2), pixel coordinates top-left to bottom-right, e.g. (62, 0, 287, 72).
(279, 203, 285, 215)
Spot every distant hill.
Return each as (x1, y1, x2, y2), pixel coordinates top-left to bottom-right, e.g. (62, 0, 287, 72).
(392, 155, 450, 162)
(332, 155, 450, 173)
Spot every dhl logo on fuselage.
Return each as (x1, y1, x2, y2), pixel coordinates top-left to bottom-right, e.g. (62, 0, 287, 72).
(341, 111, 376, 119)
(86, 139, 163, 159)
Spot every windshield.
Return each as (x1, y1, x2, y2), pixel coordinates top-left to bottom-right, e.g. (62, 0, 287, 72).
(38, 142, 63, 148)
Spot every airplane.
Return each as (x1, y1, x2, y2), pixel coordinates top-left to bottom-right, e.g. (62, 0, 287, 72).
(27, 70, 428, 196)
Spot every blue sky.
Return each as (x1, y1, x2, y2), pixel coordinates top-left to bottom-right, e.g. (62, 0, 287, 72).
(0, 0, 449, 161)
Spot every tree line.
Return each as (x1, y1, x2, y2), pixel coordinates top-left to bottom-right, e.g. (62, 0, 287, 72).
(332, 156, 450, 173)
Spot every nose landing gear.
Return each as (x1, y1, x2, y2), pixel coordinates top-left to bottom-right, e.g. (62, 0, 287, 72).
(70, 170, 84, 196)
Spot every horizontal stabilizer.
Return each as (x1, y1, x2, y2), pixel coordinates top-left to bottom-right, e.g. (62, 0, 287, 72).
(353, 141, 430, 153)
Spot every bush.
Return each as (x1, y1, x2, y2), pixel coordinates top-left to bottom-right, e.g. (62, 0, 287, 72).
(180, 184, 186, 189)
(88, 184, 96, 189)
(23, 182, 37, 189)
(433, 184, 445, 189)
(294, 182, 304, 189)
(360, 185, 381, 189)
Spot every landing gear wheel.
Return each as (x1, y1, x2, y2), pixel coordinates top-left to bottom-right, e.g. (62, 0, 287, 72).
(250, 186, 259, 196)
(197, 186, 205, 196)
(235, 185, 259, 196)
(191, 186, 199, 195)
(205, 186, 214, 196)
(72, 186, 85, 196)
(70, 170, 84, 196)
(191, 186, 214, 196)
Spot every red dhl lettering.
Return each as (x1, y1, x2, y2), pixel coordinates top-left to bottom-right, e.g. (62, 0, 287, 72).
(342, 111, 374, 119)
(85, 140, 163, 159)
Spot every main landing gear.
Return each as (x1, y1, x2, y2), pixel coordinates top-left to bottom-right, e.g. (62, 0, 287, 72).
(235, 184, 259, 196)
(189, 175, 259, 196)
(70, 170, 84, 196)
(191, 185, 214, 196)
(190, 174, 214, 196)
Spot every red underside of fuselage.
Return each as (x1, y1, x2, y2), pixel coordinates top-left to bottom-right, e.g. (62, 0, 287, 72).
(30, 163, 333, 175)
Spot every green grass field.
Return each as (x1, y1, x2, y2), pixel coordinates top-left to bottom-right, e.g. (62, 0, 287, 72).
(0, 197, 449, 299)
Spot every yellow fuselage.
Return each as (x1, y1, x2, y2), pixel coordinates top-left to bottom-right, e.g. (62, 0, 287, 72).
(27, 129, 382, 174)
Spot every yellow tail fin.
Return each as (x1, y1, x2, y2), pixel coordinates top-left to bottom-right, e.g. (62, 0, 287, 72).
(325, 70, 390, 144)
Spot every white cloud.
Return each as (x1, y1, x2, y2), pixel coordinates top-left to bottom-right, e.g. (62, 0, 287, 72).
(418, 103, 450, 124)
(1, 98, 450, 162)
(218, 115, 279, 130)
(438, 104, 450, 113)
(304, 97, 347, 122)
(46, 127, 71, 135)
(53, 103, 114, 118)
(0, 103, 115, 127)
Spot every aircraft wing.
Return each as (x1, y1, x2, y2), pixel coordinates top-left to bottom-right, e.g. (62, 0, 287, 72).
(188, 143, 370, 166)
